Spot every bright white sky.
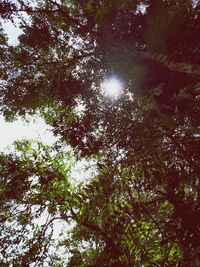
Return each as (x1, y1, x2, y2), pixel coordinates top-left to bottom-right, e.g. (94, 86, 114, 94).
(2, 21, 23, 45)
(0, 114, 57, 151)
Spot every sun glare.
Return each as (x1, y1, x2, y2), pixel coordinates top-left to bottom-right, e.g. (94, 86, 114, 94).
(101, 77, 123, 98)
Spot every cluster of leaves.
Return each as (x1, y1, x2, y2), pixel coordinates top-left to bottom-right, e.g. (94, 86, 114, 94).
(0, 140, 76, 265)
(1, 0, 200, 266)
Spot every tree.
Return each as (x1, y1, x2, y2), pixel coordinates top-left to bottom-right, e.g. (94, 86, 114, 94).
(1, 0, 200, 266)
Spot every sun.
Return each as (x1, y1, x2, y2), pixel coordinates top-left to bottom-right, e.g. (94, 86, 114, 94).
(101, 77, 123, 98)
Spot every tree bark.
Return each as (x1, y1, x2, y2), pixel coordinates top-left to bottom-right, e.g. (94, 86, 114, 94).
(137, 51, 200, 77)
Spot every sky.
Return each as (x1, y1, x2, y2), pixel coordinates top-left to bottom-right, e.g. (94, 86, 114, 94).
(0, 114, 57, 151)
(1, 20, 23, 45)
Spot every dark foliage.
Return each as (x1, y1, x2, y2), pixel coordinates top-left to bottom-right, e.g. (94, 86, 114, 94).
(1, 0, 200, 266)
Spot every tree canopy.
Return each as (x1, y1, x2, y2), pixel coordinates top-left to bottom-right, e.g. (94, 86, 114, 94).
(1, 0, 200, 266)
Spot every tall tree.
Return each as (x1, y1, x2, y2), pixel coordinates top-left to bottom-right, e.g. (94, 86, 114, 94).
(1, 0, 200, 266)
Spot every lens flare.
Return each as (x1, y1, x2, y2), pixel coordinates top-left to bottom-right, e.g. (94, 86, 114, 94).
(101, 77, 123, 98)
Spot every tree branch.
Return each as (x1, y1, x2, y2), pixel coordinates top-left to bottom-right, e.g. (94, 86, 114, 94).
(136, 51, 200, 77)
(3, 2, 82, 27)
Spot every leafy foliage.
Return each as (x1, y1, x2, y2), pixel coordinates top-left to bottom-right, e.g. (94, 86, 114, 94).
(1, 0, 200, 266)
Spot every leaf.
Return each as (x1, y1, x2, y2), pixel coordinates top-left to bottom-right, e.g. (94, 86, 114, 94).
(157, 112, 176, 130)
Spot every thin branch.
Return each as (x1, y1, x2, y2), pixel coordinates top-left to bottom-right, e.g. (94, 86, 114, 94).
(4, 2, 82, 27)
